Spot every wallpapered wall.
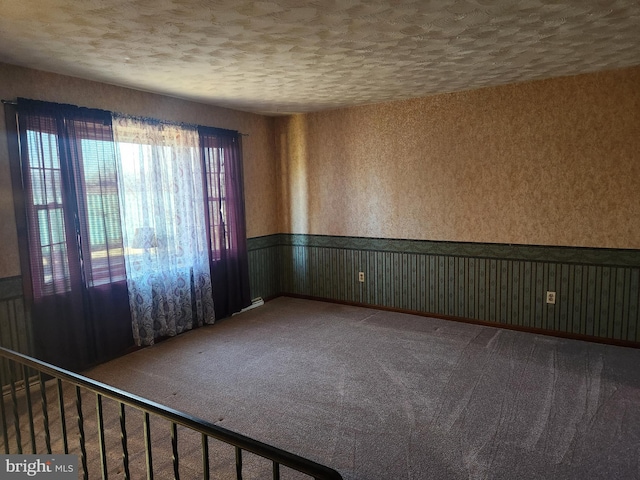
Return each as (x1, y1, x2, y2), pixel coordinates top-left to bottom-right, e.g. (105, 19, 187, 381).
(275, 65, 640, 250)
(2, 62, 639, 352)
(0, 62, 279, 279)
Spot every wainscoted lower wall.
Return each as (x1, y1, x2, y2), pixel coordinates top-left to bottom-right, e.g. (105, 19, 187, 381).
(247, 234, 284, 301)
(0, 276, 32, 354)
(247, 234, 640, 344)
(4, 236, 639, 355)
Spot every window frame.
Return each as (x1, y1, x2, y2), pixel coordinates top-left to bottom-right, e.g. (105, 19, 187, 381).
(203, 144, 230, 261)
(18, 114, 128, 295)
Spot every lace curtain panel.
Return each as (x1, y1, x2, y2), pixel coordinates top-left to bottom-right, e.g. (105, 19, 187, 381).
(112, 116, 215, 345)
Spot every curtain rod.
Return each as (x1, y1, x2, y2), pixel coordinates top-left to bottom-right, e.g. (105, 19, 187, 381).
(2, 98, 249, 136)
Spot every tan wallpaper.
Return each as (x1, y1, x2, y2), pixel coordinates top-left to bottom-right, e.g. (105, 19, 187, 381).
(275, 66, 640, 250)
(0, 63, 279, 278)
(2, 63, 639, 279)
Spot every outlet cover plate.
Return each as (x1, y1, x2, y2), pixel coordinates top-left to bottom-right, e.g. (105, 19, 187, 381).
(546, 291, 556, 305)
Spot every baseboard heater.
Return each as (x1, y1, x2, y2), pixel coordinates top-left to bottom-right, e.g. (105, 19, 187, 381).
(232, 297, 264, 316)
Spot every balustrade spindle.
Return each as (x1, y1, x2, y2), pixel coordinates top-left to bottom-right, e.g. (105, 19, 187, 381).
(0, 359, 9, 454)
(201, 434, 210, 480)
(144, 412, 154, 480)
(171, 422, 180, 479)
(236, 446, 243, 480)
(21, 364, 36, 453)
(119, 402, 131, 480)
(56, 379, 69, 454)
(38, 372, 51, 453)
(9, 362, 21, 453)
(76, 386, 88, 480)
(97, 394, 108, 479)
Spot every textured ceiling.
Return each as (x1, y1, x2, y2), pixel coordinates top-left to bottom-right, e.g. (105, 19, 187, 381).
(0, 0, 639, 115)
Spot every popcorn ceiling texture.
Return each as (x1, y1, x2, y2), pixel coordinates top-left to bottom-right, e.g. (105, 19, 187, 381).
(0, 0, 639, 114)
(275, 66, 640, 249)
(0, 63, 279, 278)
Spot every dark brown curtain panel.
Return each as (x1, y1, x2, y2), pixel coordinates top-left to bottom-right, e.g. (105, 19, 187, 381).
(15, 99, 133, 370)
(199, 127, 251, 318)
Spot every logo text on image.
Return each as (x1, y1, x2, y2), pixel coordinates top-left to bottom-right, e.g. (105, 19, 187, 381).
(2, 455, 77, 478)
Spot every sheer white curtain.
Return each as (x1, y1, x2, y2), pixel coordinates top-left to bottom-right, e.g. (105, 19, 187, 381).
(112, 116, 215, 345)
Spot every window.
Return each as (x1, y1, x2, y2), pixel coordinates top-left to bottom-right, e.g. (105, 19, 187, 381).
(22, 115, 128, 295)
(14, 99, 251, 357)
(202, 143, 229, 259)
(25, 128, 69, 294)
(77, 137, 126, 285)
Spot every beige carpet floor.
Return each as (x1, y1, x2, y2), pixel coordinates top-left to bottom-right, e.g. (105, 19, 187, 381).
(78, 296, 640, 480)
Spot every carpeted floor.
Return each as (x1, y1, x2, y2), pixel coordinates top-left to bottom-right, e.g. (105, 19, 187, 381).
(86, 297, 640, 480)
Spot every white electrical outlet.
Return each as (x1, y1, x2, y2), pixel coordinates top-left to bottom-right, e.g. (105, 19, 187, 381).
(546, 291, 556, 305)
(358, 272, 365, 283)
